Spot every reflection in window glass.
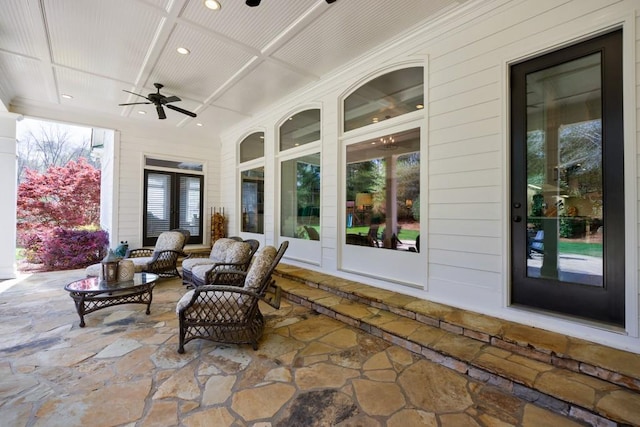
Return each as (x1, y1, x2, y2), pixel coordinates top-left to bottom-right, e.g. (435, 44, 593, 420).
(280, 109, 321, 151)
(344, 67, 424, 132)
(145, 157, 203, 171)
(281, 153, 321, 240)
(241, 167, 264, 234)
(345, 129, 420, 251)
(240, 132, 265, 163)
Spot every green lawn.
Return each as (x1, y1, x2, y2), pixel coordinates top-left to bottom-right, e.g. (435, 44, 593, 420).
(559, 241, 603, 258)
(346, 226, 419, 241)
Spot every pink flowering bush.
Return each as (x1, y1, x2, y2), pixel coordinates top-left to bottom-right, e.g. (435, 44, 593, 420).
(16, 158, 101, 270)
(39, 228, 109, 270)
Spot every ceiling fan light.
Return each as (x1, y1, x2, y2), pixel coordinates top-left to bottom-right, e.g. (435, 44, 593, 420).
(204, 0, 221, 10)
(246, 0, 260, 6)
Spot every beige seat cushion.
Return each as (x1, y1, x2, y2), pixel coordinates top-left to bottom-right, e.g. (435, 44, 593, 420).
(154, 231, 186, 252)
(243, 246, 277, 293)
(85, 263, 102, 277)
(184, 240, 252, 281)
(85, 261, 143, 277)
(176, 290, 243, 321)
(181, 257, 216, 272)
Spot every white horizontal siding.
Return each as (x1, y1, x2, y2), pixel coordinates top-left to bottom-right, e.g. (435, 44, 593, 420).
(429, 151, 501, 175)
(430, 134, 501, 160)
(429, 234, 502, 255)
(217, 0, 640, 351)
(429, 263, 501, 290)
(430, 249, 501, 273)
(430, 169, 501, 190)
(430, 117, 500, 146)
(429, 203, 501, 220)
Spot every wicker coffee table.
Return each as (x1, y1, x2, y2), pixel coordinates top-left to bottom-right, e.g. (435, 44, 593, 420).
(64, 272, 159, 327)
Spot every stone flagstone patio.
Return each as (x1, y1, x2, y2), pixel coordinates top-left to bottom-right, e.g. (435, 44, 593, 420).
(0, 269, 595, 426)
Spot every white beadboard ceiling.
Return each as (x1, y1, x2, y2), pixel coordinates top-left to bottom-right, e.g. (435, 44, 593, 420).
(0, 0, 471, 138)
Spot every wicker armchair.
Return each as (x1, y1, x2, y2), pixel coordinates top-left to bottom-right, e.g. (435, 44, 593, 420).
(124, 230, 187, 278)
(182, 238, 259, 287)
(176, 241, 289, 352)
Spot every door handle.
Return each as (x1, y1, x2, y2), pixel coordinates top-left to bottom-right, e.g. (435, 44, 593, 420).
(512, 215, 522, 222)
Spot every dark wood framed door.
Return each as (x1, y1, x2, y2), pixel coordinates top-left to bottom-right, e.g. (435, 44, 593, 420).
(510, 30, 624, 326)
(143, 170, 204, 246)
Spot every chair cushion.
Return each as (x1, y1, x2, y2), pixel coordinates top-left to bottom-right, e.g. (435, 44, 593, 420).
(129, 257, 153, 271)
(85, 261, 143, 277)
(185, 240, 252, 282)
(85, 263, 101, 277)
(187, 239, 252, 273)
(190, 263, 217, 282)
(243, 246, 277, 293)
(154, 231, 185, 252)
(209, 237, 243, 262)
(176, 290, 243, 321)
(176, 290, 195, 313)
(224, 241, 252, 263)
(181, 257, 216, 272)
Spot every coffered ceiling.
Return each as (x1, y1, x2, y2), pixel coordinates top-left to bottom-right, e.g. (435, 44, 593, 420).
(0, 0, 470, 137)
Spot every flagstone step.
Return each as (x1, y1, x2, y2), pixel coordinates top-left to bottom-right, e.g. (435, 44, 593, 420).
(273, 264, 640, 427)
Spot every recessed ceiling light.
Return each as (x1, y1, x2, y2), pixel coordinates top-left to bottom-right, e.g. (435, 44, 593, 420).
(204, 0, 221, 10)
(177, 47, 190, 55)
(196, 123, 203, 127)
(288, 117, 293, 121)
(138, 110, 146, 115)
(61, 94, 73, 99)
(416, 104, 424, 109)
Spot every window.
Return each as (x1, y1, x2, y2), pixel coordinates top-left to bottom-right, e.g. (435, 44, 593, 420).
(344, 67, 424, 132)
(345, 128, 420, 251)
(279, 108, 322, 241)
(240, 132, 264, 163)
(143, 168, 203, 246)
(241, 167, 264, 234)
(280, 153, 321, 240)
(280, 109, 321, 151)
(239, 132, 265, 234)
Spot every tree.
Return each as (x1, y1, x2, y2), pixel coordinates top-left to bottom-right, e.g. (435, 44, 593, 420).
(396, 152, 420, 220)
(17, 158, 101, 234)
(16, 121, 97, 184)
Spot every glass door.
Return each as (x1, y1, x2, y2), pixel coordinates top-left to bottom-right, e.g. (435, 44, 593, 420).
(510, 30, 624, 326)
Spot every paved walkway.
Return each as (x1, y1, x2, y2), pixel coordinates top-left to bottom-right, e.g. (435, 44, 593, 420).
(0, 269, 587, 426)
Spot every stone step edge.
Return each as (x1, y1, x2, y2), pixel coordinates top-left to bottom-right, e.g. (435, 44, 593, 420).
(273, 266, 640, 394)
(273, 275, 636, 427)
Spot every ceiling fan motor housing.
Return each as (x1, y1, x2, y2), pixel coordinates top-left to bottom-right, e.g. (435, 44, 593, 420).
(118, 82, 197, 119)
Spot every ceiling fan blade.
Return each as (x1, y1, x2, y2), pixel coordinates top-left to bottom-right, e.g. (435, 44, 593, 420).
(118, 102, 152, 106)
(156, 105, 167, 120)
(163, 95, 181, 103)
(166, 104, 197, 118)
(122, 89, 149, 100)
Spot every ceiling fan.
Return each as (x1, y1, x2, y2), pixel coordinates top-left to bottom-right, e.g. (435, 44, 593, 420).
(119, 83, 197, 120)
